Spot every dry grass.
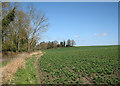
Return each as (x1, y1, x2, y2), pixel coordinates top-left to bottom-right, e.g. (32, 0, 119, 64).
(1, 51, 42, 84)
(27, 51, 43, 58)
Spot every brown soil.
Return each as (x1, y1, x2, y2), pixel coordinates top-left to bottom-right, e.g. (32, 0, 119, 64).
(34, 51, 43, 83)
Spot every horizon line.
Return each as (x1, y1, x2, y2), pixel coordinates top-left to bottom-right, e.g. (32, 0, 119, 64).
(75, 44, 119, 47)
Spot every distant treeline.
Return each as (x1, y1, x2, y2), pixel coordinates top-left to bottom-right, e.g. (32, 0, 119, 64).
(36, 39, 76, 50)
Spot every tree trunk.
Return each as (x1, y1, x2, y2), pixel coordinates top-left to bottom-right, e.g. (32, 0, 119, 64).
(17, 37, 20, 52)
(27, 39, 30, 53)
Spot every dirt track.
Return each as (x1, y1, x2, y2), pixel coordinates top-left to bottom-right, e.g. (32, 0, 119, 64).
(1, 51, 43, 84)
(0, 53, 28, 63)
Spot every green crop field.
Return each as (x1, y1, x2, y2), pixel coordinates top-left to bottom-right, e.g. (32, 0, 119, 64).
(39, 45, 120, 84)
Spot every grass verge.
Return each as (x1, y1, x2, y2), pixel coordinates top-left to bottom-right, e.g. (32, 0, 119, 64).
(2, 61, 9, 67)
(7, 55, 40, 84)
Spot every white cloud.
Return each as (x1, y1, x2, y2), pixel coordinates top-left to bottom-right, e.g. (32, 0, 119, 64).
(76, 39, 85, 42)
(74, 35, 86, 43)
(74, 35, 80, 38)
(93, 33, 108, 37)
(103, 33, 107, 36)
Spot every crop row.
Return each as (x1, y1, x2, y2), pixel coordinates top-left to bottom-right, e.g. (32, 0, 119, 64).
(39, 46, 120, 84)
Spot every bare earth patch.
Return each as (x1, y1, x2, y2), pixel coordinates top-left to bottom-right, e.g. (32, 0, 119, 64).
(34, 52, 44, 83)
(1, 51, 42, 84)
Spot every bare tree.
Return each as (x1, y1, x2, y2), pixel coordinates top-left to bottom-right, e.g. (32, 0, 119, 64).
(66, 39, 71, 47)
(53, 40, 58, 48)
(60, 41, 64, 47)
(71, 40, 76, 46)
(25, 4, 48, 52)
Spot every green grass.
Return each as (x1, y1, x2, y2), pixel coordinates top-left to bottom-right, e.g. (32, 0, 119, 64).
(7, 55, 40, 84)
(2, 61, 9, 67)
(39, 45, 120, 84)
